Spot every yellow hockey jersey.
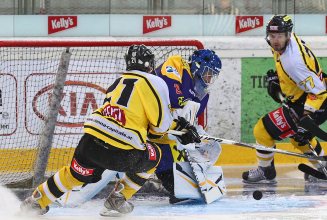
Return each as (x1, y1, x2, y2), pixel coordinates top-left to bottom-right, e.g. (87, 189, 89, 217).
(272, 33, 327, 112)
(84, 70, 173, 150)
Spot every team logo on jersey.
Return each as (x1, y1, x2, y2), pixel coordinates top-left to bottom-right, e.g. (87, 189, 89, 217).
(71, 158, 94, 176)
(166, 66, 181, 79)
(181, 58, 190, 71)
(103, 104, 126, 125)
(146, 143, 157, 160)
(308, 94, 318, 100)
(48, 16, 77, 34)
(235, 16, 263, 34)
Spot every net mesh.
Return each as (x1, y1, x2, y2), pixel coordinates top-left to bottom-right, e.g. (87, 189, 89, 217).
(0, 42, 201, 186)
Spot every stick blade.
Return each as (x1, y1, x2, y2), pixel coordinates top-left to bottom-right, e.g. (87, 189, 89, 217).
(300, 116, 327, 142)
(298, 163, 327, 180)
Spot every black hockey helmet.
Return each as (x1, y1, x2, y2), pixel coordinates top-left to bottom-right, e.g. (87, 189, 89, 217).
(124, 44, 155, 72)
(265, 15, 293, 45)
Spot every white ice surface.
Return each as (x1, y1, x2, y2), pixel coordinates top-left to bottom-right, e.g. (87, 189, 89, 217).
(1, 184, 327, 220)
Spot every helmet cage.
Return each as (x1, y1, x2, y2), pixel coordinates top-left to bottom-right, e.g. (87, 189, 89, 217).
(189, 49, 221, 100)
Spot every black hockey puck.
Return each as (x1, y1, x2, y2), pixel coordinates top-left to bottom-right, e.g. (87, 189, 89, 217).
(253, 190, 263, 200)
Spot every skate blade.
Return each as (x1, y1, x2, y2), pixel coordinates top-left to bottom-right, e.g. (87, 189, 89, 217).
(99, 207, 122, 217)
(242, 179, 277, 184)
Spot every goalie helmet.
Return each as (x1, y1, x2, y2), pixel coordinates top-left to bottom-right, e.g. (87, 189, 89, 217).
(125, 44, 155, 72)
(265, 14, 293, 46)
(189, 49, 221, 100)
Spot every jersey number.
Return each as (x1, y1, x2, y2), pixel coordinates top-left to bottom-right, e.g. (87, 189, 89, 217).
(299, 76, 315, 91)
(105, 77, 139, 108)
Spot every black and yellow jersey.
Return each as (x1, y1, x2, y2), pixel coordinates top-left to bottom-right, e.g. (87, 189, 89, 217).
(84, 70, 173, 150)
(272, 33, 327, 112)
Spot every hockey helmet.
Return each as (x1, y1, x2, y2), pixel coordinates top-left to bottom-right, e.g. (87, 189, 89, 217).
(265, 15, 293, 45)
(189, 49, 221, 100)
(125, 44, 155, 72)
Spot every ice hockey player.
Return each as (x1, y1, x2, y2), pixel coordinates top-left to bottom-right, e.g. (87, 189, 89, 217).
(152, 49, 223, 204)
(242, 15, 327, 184)
(20, 44, 201, 217)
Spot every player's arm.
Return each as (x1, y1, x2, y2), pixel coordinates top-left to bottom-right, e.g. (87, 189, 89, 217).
(145, 76, 173, 138)
(291, 60, 327, 114)
(192, 93, 209, 118)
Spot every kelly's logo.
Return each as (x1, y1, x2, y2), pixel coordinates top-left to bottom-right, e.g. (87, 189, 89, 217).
(48, 16, 77, 34)
(236, 16, 263, 34)
(268, 108, 291, 132)
(146, 143, 157, 160)
(143, 16, 171, 34)
(72, 159, 93, 176)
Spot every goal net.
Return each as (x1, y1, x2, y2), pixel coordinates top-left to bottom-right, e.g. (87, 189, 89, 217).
(0, 40, 205, 187)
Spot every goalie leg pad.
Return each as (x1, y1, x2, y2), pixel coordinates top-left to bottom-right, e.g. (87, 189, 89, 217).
(173, 162, 227, 203)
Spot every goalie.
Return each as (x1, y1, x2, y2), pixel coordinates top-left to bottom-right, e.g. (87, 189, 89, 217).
(152, 49, 225, 204)
(55, 49, 226, 208)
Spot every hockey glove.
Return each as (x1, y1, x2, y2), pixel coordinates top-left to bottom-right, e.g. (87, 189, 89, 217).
(266, 69, 282, 103)
(173, 116, 201, 145)
(293, 127, 314, 146)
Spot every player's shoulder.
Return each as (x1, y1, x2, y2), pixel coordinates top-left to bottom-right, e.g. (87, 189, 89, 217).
(161, 55, 191, 82)
(289, 33, 310, 56)
(127, 70, 169, 92)
(282, 34, 304, 63)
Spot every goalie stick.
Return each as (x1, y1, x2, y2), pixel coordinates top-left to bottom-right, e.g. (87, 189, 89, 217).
(168, 130, 327, 161)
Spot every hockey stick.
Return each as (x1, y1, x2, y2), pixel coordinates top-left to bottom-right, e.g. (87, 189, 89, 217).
(300, 115, 327, 142)
(298, 163, 327, 180)
(278, 93, 327, 178)
(168, 130, 327, 161)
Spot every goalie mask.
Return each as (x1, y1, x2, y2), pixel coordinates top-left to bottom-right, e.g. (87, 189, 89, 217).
(125, 44, 155, 73)
(189, 49, 221, 100)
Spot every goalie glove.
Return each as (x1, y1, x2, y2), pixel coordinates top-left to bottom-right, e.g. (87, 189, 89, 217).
(266, 69, 282, 103)
(191, 125, 222, 166)
(173, 116, 201, 145)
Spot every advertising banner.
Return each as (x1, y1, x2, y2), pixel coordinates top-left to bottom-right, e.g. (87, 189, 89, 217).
(13, 15, 109, 37)
(48, 16, 78, 34)
(0, 58, 121, 149)
(25, 73, 106, 135)
(110, 14, 202, 36)
(143, 16, 172, 34)
(0, 74, 17, 135)
(0, 14, 325, 37)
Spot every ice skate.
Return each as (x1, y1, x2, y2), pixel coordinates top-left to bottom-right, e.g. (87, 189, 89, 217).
(100, 181, 134, 217)
(242, 161, 277, 184)
(20, 188, 49, 215)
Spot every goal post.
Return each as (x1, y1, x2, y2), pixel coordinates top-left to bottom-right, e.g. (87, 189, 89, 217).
(0, 40, 206, 188)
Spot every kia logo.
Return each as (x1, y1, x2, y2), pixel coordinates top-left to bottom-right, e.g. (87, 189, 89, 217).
(32, 81, 105, 127)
